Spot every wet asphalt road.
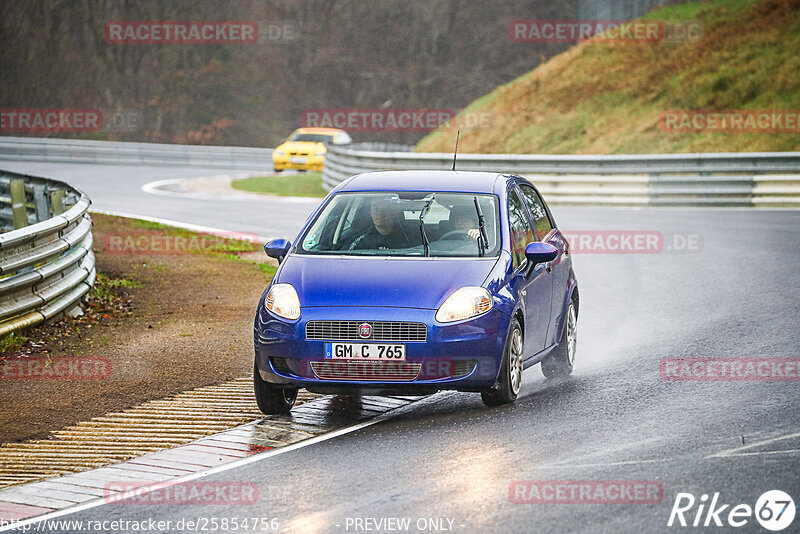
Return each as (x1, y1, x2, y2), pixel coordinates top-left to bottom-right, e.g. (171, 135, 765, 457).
(2, 162, 799, 533)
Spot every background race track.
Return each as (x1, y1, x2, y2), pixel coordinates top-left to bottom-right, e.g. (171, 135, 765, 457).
(2, 161, 799, 533)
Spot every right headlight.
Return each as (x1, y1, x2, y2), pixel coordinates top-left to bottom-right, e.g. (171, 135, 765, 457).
(265, 283, 301, 320)
(274, 149, 286, 156)
(435, 287, 493, 323)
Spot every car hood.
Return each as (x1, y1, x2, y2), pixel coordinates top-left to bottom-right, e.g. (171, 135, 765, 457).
(276, 141, 326, 153)
(277, 255, 499, 309)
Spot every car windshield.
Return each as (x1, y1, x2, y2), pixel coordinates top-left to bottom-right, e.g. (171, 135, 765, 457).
(298, 192, 500, 257)
(290, 133, 334, 143)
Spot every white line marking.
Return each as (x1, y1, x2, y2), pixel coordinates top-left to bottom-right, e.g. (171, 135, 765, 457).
(713, 449, 800, 458)
(706, 431, 800, 459)
(142, 175, 260, 199)
(0, 395, 435, 532)
(141, 174, 321, 203)
(140, 177, 189, 196)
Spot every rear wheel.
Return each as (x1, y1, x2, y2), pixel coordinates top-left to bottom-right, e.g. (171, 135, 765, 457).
(481, 317, 524, 406)
(254, 362, 297, 414)
(541, 299, 577, 378)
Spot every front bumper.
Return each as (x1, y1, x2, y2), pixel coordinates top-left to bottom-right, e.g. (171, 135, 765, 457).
(254, 305, 510, 392)
(272, 154, 325, 171)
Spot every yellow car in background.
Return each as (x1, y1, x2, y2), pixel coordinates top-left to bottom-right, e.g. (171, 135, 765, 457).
(272, 127, 352, 172)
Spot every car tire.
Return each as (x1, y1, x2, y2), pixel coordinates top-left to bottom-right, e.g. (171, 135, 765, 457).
(273, 167, 281, 174)
(254, 362, 297, 414)
(481, 317, 524, 406)
(541, 299, 577, 378)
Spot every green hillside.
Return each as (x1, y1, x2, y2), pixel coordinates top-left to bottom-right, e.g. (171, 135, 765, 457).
(416, 0, 800, 154)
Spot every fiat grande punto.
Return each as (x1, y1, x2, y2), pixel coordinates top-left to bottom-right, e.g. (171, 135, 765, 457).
(254, 170, 578, 413)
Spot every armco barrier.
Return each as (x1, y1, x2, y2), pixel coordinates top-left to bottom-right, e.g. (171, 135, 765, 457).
(0, 169, 95, 337)
(0, 136, 273, 170)
(322, 144, 800, 207)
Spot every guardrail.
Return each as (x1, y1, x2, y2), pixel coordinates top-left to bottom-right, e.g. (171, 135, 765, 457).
(322, 145, 800, 207)
(0, 169, 95, 337)
(0, 136, 273, 170)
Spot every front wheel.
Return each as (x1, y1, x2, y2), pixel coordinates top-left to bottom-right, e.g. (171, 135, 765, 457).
(541, 299, 577, 378)
(254, 362, 297, 414)
(481, 317, 524, 406)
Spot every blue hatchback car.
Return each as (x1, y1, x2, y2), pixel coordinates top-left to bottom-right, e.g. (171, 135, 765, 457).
(254, 170, 578, 413)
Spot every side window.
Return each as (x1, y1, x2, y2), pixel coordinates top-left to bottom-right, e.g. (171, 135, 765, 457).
(508, 189, 536, 269)
(519, 184, 553, 240)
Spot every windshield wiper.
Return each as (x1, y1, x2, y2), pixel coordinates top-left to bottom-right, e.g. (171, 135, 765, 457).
(473, 196, 489, 257)
(419, 194, 436, 257)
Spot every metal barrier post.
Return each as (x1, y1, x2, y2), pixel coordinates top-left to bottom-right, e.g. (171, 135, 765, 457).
(33, 184, 49, 223)
(10, 178, 27, 229)
(50, 189, 65, 215)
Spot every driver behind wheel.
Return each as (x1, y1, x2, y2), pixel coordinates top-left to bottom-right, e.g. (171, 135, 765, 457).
(447, 205, 481, 240)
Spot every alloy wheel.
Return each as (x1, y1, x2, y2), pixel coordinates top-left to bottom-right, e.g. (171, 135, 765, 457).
(566, 303, 577, 366)
(509, 327, 524, 395)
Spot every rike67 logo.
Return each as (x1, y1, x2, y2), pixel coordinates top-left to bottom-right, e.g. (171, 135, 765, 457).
(668, 490, 795, 531)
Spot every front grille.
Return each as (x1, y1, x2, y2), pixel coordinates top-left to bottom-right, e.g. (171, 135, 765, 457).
(270, 357, 292, 375)
(417, 359, 477, 379)
(452, 359, 477, 378)
(310, 361, 421, 381)
(306, 321, 427, 342)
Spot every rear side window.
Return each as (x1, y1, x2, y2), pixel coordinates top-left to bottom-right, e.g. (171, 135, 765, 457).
(508, 189, 536, 269)
(518, 184, 553, 240)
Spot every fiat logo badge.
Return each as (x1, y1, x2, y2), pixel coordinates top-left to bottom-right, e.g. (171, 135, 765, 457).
(359, 323, 372, 339)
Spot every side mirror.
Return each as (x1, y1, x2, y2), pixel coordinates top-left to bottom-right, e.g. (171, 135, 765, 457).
(524, 242, 558, 267)
(264, 239, 292, 263)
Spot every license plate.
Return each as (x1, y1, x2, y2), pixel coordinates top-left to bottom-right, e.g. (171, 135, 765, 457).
(325, 343, 406, 361)
(289, 156, 307, 164)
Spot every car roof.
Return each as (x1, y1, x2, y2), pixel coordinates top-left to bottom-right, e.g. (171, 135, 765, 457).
(339, 170, 508, 194)
(295, 127, 344, 134)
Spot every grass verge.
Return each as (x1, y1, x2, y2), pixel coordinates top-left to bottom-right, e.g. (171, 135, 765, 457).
(416, 0, 800, 154)
(0, 332, 26, 353)
(231, 171, 327, 198)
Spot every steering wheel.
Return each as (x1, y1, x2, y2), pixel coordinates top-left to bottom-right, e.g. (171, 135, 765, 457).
(439, 229, 473, 241)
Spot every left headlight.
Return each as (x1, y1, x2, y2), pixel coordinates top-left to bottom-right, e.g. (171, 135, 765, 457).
(274, 149, 286, 156)
(435, 287, 493, 323)
(265, 283, 301, 320)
